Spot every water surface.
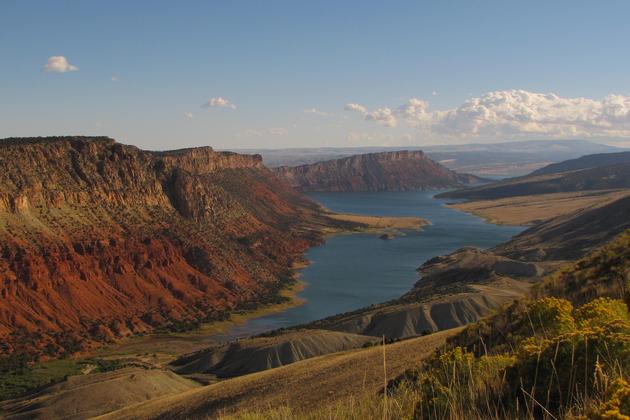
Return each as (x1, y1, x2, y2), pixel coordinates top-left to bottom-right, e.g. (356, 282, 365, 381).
(216, 191, 524, 340)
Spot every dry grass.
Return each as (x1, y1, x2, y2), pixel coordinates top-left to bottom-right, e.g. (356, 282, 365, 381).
(449, 189, 630, 225)
(95, 329, 460, 419)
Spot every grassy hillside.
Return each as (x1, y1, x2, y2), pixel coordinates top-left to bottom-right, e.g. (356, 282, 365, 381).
(437, 162, 630, 201)
(222, 230, 630, 419)
(531, 151, 630, 176)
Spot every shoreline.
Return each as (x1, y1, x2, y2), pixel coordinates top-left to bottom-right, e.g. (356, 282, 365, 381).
(194, 213, 431, 340)
(62, 211, 431, 365)
(92, 262, 312, 363)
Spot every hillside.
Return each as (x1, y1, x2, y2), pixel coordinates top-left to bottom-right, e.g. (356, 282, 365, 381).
(196, 230, 630, 420)
(91, 329, 460, 419)
(0, 136, 348, 359)
(1, 367, 200, 420)
(273, 150, 484, 192)
(437, 161, 630, 200)
(170, 329, 378, 378)
(530, 150, 630, 176)
(494, 194, 630, 260)
(447, 189, 630, 226)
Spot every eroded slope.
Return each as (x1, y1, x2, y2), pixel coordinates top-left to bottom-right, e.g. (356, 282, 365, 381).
(0, 136, 340, 358)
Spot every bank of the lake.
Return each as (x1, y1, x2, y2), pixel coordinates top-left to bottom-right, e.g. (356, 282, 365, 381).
(214, 190, 525, 341)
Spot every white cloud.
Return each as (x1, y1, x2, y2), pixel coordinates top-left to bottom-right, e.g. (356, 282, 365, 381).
(202, 97, 237, 110)
(184, 112, 194, 119)
(365, 107, 397, 127)
(396, 98, 430, 124)
(344, 103, 397, 127)
(111, 75, 120, 82)
(348, 90, 630, 141)
(303, 108, 328, 116)
(344, 103, 368, 114)
(43, 56, 79, 73)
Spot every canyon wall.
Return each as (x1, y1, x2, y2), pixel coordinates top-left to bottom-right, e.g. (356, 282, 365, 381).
(273, 150, 483, 192)
(0, 137, 333, 358)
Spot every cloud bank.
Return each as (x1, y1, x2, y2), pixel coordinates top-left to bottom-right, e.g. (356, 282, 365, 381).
(43, 56, 79, 73)
(202, 97, 237, 110)
(345, 90, 630, 141)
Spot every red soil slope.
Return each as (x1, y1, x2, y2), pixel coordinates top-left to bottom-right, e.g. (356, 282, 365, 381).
(0, 137, 333, 358)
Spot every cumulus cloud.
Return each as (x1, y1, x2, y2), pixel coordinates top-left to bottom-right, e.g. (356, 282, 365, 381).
(344, 103, 397, 127)
(396, 98, 430, 123)
(202, 97, 237, 110)
(347, 90, 630, 141)
(344, 103, 368, 114)
(365, 107, 397, 127)
(43, 56, 79, 73)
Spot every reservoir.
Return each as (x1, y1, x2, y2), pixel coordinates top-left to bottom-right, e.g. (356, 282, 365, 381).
(217, 191, 525, 340)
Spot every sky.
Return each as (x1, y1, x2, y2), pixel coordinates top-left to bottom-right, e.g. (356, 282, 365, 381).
(2, 0, 630, 150)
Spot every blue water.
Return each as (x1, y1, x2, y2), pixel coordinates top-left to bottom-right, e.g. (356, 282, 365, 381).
(216, 191, 524, 340)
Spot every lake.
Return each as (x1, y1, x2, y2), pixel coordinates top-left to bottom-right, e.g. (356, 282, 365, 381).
(215, 191, 525, 340)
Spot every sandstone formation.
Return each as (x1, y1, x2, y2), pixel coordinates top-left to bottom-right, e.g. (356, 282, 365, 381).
(274, 150, 484, 192)
(0, 136, 343, 358)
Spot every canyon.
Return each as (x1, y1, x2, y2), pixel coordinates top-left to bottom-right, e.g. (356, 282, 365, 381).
(0, 136, 355, 359)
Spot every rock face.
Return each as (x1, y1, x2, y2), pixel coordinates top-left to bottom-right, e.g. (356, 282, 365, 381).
(0, 137, 333, 358)
(273, 150, 484, 192)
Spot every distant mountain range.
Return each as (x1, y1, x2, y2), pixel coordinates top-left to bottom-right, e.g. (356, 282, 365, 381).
(273, 150, 484, 192)
(236, 140, 626, 178)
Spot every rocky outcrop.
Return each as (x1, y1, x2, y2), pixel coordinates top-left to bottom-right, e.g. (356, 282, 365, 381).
(0, 136, 336, 358)
(273, 150, 485, 192)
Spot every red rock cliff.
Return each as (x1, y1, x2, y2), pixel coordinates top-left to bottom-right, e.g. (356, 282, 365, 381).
(273, 150, 484, 192)
(0, 136, 329, 358)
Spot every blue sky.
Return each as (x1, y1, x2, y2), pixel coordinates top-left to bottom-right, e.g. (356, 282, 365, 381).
(2, 1, 630, 150)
